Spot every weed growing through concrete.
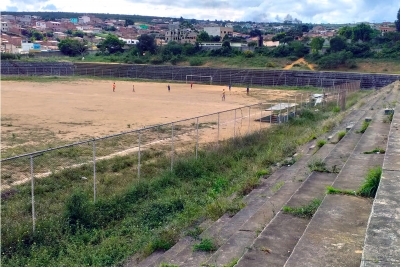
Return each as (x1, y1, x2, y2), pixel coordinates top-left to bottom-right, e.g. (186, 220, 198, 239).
(363, 148, 386, 154)
(193, 238, 217, 252)
(158, 263, 179, 267)
(317, 139, 327, 148)
(326, 186, 356, 196)
(337, 131, 346, 141)
(271, 181, 285, 193)
(357, 167, 382, 198)
(282, 198, 322, 219)
(356, 121, 370, 133)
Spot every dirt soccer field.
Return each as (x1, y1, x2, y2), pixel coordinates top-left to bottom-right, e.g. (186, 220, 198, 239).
(1, 79, 298, 155)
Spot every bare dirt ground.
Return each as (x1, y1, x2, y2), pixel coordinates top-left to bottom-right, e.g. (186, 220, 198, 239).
(1, 79, 299, 155)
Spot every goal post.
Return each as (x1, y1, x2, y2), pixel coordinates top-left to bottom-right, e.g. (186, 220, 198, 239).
(186, 75, 213, 85)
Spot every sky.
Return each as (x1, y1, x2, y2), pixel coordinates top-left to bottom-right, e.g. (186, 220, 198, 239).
(1, 0, 399, 24)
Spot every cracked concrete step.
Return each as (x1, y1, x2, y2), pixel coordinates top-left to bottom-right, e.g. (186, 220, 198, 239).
(284, 195, 373, 267)
(235, 172, 338, 267)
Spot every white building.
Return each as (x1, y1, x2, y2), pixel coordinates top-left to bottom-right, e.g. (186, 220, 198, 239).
(203, 26, 233, 39)
(36, 21, 47, 30)
(119, 38, 139, 45)
(1, 21, 9, 32)
(79, 16, 90, 24)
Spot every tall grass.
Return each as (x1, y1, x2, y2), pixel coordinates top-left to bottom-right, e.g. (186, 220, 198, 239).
(1, 107, 339, 266)
(357, 167, 382, 198)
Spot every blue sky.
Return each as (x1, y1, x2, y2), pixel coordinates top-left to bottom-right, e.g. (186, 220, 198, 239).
(1, 0, 399, 24)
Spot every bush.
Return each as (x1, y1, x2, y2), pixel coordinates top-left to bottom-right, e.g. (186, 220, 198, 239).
(1, 53, 21, 60)
(337, 131, 346, 141)
(243, 50, 254, 58)
(189, 58, 204, 66)
(265, 62, 276, 68)
(150, 56, 164, 64)
(317, 140, 327, 148)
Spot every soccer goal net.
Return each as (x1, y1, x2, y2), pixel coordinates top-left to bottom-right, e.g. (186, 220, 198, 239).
(186, 75, 213, 85)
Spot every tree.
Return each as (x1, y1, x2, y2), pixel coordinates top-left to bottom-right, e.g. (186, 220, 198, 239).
(310, 37, 325, 53)
(137, 34, 157, 54)
(32, 31, 44, 40)
(196, 31, 211, 42)
(58, 38, 88, 56)
(72, 30, 84, 38)
(249, 29, 262, 37)
(396, 8, 400, 32)
(330, 36, 347, 52)
(99, 34, 125, 54)
(125, 19, 134, 27)
(338, 26, 353, 40)
(352, 23, 373, 42)
(272, 32, 287, 42)
(211, 35, 221, 42)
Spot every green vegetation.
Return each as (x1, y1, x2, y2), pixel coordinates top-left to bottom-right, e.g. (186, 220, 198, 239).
(271, 181, 285, 193)
(357, 167, 382, 198)
(308, 159, 339, 173)
(317, 139, 327, 148)
(327, 166, 382, 198)
(282, 198, 322, 219)
(356, 121, 370, 133)
(159, 263, 179, 267)
(337, 131, 346, 141)
(1, 103, 346, 266)
(363, 148, 386, 154)
(326, 186, 356, 196)
(193, 238, 217, 252)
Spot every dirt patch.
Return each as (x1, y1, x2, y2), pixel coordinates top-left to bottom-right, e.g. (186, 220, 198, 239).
(284, 58, 316, 71)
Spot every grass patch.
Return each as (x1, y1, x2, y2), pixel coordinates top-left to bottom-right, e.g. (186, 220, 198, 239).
(317, 139, 327, 148)
(363, 148, 386, 154)
(308, 159, 340, 173)
(193, 238, 217, 252)
(326, 186, 356, 196)
(337, 131, 346, 141)
(332, 106, 341, 113)
(271, 181, 285, 193)
(282, 198, 322, 219)
(357, 167, 382, 198)
(356, 121, 370, 133)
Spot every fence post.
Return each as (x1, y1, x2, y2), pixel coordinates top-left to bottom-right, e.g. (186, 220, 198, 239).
(259, 103, 262, 131)
(196, 117, 199, 159)
(93, 140, 96, 203)
(300, 93, 303, 110)
(279, 100, 282, 123)
(30, 155, 35, 233)
(217, 112, 220, 143)
(270, 103, 272, 124)
(138, 131, 141, 179)
(287, 96, 290, 122)
(171, 123, 174, 172)
(248, 106, 251, 134)
(234, 109, 236, 138)
(294, 95, 297, 116)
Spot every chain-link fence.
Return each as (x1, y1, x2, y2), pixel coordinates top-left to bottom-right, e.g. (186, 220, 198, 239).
(2, 61, 399, 89)
(1, 83, 360, 235)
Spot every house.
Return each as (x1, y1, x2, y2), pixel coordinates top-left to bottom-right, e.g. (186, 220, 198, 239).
(379, 26, 396, 35)
(46, 21, 61, 31)
(165, 28, 198, 44)
(203, 26, 233, 39)
(1, 21, 9, 32)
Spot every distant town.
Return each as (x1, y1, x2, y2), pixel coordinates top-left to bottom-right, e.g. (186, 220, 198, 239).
(1, 12, 397, 54)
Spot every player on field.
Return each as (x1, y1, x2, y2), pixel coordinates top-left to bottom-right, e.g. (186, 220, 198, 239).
(222, 89, 226, 101)
(168, 84, 171, 92)
(113, 82, 116, 92)
(190, 82, 193, 89)
(132, 84, 135, 92)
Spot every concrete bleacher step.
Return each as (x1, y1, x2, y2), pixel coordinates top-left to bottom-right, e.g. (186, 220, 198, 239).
(284, 90, 394, 267)
(234, 91, 386, 267)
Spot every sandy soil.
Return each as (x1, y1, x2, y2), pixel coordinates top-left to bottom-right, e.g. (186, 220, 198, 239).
(1, 79, 299, 152)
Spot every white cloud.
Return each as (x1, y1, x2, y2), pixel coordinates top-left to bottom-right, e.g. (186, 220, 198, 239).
(1, 0, 398, 23)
